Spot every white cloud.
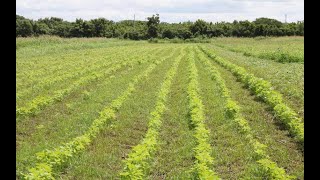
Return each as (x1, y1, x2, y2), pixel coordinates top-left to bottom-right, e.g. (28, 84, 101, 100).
(16, 0, 304, 22)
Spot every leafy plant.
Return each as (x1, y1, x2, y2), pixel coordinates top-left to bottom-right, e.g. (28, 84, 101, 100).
(195, 47, 295, 179)
(186, 49, 220, 179)
(24, 47, 177, 179)
(121, 48, 183, 179)
(199, 46, 304, 145)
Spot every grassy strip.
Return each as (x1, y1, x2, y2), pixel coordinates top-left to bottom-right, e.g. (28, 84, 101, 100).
(120, 48, 183, 179)
(187, 48, 220, 179)
(196, 47, 295, 180)
(215, 44, 303, 63)
(199, 46, 304, 145)
(16, 48, 160, 120)
(22, 48, 175, 180)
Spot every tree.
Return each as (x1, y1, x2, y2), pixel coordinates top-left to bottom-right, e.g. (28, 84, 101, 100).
(33, 22, 50, 36)
(254, 17, 283, 28)
(53, 22, 72, 37)
(70, 19, 85, 37)
(177, 29, 192, 39)
(296, 21, 304, 36)
(90, 18, 114, 37)
(190, 19, 208, 36)
(253, 24, 266, 36)
(147, 14, 160, 38)
(15, 14, 303, 38)
(162, 29, 174, 39)
(16, 19, 33, 37)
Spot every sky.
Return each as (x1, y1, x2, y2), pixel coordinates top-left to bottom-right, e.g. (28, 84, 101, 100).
(16, 0, 304, 23)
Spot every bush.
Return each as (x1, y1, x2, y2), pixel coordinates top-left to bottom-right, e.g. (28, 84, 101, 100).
(170, 37, 184, 43)
(148, 38, 158, 43)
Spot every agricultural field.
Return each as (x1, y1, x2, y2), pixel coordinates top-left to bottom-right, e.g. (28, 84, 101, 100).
(211, 37, 304, 63)
(16, 36, 304, 179)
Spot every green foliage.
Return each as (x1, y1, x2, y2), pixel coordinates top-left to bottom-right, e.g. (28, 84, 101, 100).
(225, 99, 240, 119)
(148, 38, 159, 43)
(170, 37, 184, 43)
(147, 14, 160, 38)
(16, 19, 34, 37)
(214, 37, 304, 63)
(187, 49, 220, 179)
(33, 22, 50, 36)
(195, 47, 296, 179)
(257, 159, 296, 180)
(121, 49, 182, 179)
(162, 29, 174, 39)
(16, 14, 303, 39)
(23, 46, 173, 179)
(16, 50, 153, 120)
(258, 51, 303, 63)
(200, 46, 304, 145)
(23, 163, 54, 180)
(190, 19, 208, 36)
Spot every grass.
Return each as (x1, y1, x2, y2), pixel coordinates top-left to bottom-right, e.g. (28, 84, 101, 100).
(211, 36, 304, 63)
(16, 37, 304, 179)
(148, 48, 196, 179)
(58, 46, 183, 179)
(16, 48, 165, 177)
(195, 50, 258, 179)
(200, 49, 304, 179)
(205, 44, 304, 120)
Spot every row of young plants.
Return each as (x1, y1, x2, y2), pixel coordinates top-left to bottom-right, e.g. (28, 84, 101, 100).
(16, 45, 129, 73)
(199, 46, 304, 145)
(16, 46, 138, 91)
(16, 47, 159, 100)
(120, 48, 183, 179)
(22, 48, 178, 180)
(187, 49, 220, 179)
(195, 48, 295, 179)
(215, 44, 303, 63)
(16, 47, 164, 120)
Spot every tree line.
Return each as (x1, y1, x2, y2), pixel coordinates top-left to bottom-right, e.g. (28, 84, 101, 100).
(16, 14, 304, 39)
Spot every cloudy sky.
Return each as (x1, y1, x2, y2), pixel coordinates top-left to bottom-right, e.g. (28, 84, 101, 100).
(16, 0, 304, 23)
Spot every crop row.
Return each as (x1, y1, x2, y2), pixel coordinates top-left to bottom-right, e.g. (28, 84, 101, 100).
(22, 48, 178, 180)
(16, 47, 165, 120)
(16, 45, 130, 76)
(16, 47, 159, 100)
(187, 49, 220, 179)
(196, 47, 295, 179)
(120, 48, 183, 179)
(199, 46, 304, 145)
(215, 44, 303, 63)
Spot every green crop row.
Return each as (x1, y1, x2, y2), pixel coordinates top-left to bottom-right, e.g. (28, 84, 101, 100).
(16, 47, 159, 100)
(196, 48, 295, 179)
(22, 48, 177, 180)
(16, 48, 163, 120)
(215, 44, 303, 63)
(187, 49, 220, 179)
(16, 47, 140, 94)
(16, 46, 128, 79)
(120, 48, 183, 179)
(199, 46, 304, 145)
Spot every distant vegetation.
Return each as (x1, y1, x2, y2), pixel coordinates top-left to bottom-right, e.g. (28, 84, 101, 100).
(17, 14, 303, 39)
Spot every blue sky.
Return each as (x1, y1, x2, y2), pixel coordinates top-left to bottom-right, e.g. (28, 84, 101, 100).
(16, 0, 304, 23)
